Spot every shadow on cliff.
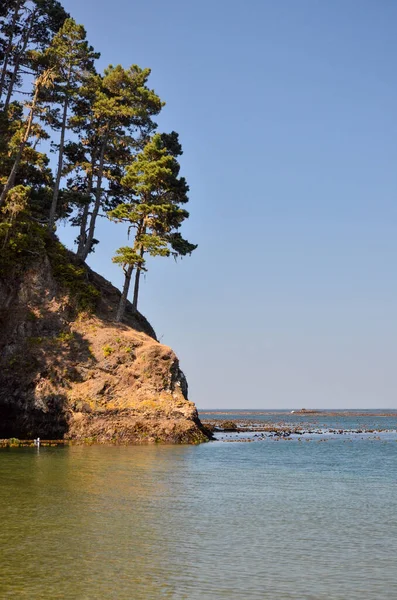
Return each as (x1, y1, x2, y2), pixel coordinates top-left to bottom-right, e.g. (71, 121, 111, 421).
(0, 311, 97, 439)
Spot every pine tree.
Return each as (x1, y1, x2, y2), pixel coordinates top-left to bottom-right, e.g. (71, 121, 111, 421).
(109, 133, 197, 321)
(43, 17, 98, 229)
(0, 0, 23, 103)
(69, 64, 163, 260)
(0, 3, 198, 325)
(0, 0, 68, 111)
(0, 66, 54, 206)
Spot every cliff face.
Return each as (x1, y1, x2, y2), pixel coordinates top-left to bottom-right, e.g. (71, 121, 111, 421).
(0, 244, 209, 443)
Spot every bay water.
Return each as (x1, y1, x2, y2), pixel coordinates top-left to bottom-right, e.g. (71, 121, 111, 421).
(1, 411, 397, 599)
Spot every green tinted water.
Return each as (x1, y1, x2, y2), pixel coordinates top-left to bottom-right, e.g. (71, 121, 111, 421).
(1, 440, 397, 599)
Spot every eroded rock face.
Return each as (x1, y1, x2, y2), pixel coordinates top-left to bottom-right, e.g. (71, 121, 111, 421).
(0, 253, 209, 444)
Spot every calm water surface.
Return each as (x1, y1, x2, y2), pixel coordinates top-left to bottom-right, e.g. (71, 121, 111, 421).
(1, 415, 397, 599)
(200, 409, 397, 431)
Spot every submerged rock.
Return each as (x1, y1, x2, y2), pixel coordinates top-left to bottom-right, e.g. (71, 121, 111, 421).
(220, 420, 238, 431)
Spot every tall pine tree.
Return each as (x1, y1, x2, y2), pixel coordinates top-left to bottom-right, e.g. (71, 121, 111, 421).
(43, 17, 98, 228)
(109, 133, 197, 321)
(0, 0, 68, 111)
(69, 64, 163, 260)
(0, 66, 54, 206)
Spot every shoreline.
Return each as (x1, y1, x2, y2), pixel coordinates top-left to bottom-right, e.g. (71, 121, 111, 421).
(0, 437, 208, 448)
(199, 410, 397, 417)
(3, 423, 397, 448)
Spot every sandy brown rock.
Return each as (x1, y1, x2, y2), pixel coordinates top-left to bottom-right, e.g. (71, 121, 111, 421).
(0, 250, 209, 444)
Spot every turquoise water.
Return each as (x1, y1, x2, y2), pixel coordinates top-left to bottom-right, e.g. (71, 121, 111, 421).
(1, 414, 397, 599)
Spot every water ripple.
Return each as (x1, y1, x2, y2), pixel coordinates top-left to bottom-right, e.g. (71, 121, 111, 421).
(1, 438, 396, 599)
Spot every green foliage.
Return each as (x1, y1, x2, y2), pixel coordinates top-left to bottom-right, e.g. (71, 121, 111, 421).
(0, 106, 54, 220)
(110, 134, 196, 258)
(102, 345, 114, 357)
(0, 1, 196, 323)
(0, 194, 99, 316)
(42, 18, 99, 227)
(112, 246, 145, 270)
(109, 132, 196, 318)
(45, 18, 98, 84)
(66, 63, 164, 259)
(0, 202, 47, 276)
(0, 0, 69, 112)
(56, 331, 74, 343)
(46, 239, 100, 311)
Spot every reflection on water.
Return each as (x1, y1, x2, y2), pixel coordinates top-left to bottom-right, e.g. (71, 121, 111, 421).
(1, 439, 397, 599)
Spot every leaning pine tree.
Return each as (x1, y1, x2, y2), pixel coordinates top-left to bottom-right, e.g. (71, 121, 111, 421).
(109, 132, 197, 322)
(0, 66, 54, 207)
(0, 0, 69, 112)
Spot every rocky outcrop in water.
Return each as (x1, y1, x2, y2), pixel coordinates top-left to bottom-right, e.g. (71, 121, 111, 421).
(0, 240, 209, 444)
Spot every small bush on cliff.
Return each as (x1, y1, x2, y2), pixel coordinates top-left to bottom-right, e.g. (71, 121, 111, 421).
(0, 211, 100, 314)
(0, 201, 47, 276)
(56, 332, 75, 343)
(102, 345, 114, 357)
(46, 240, 100, 312)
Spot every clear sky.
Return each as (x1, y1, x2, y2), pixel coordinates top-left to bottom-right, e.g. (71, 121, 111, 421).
(59, 0, 396, 409)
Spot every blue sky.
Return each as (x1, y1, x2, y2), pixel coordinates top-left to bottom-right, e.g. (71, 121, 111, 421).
(59, 0, 397, 409)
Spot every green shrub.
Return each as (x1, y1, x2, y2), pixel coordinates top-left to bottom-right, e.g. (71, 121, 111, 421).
(46, 239, 100, 312)
(0, 213, 99, 314)
(0, 214, 47, 276)
(56, 331, 75, 343)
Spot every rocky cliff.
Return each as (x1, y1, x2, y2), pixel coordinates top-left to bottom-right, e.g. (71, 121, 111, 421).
(0, 238, 209, 443)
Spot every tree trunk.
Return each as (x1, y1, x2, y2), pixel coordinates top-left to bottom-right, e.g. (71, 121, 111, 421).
(78, 133, 108, 260)
(76, 158, 95, 255)
(77, 199, 90, 255)
(116, 264, 134, 322)
(0, 79, 39, 206)
(132, 245, 145, 312)
(48, 93, 69, 229)
(0, 0, 22, 101)
(3, 8, 36, 113)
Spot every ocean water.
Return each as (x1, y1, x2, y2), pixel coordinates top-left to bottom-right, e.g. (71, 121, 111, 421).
(1, 412, 397, 599)
(200, 409, 397, 432)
